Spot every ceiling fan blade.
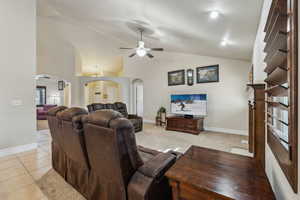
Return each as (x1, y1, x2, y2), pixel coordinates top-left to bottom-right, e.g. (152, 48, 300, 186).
(147, 53, 154, 58)
(129, 53, 136, 58)
(150, 48, 164, 51)
(120, 47, 135, 50)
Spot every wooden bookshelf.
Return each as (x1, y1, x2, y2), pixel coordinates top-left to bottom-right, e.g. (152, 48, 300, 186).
(264, 49, 287, 68)
(264, 66, 287, 85)
(267, 112, 289, 126)
(265, 85, 288, 96)
(264, 13, 288, 43)
(264, 31, 288, 53)
(263, 0, 298, 192)
(266, 101, 289, 111)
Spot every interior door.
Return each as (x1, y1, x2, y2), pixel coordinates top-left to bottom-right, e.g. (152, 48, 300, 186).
(136, 84, 143, 117)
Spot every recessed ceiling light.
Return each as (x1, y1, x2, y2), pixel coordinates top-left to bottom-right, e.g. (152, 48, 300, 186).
(221, 40, 227, 46)
(210, 11, 220, 19)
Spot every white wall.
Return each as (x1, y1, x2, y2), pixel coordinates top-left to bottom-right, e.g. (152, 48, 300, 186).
(0, 0, 36, 149)
(37, 21, 81, 106)
(124, 52, 250, 134)
(252, 0, 300, 199)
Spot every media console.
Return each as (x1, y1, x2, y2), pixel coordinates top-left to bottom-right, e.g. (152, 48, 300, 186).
(166, 116, 204, 135)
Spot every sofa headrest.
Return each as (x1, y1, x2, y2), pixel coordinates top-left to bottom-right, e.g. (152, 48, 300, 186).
(92, 103, 106, 110)
(47, 106, 68, 116)
(110, 118, 134, 130)
(83, 109, 123, 128)
(58, 107, 88, 121)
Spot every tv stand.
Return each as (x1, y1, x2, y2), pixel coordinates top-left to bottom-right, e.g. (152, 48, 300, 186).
(184, 114, 194, 119)
(166, 116, 204, 135)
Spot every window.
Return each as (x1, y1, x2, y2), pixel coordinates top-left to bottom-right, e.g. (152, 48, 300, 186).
(36, 86, 46, 106)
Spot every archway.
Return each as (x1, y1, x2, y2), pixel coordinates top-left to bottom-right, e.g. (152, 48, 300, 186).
(84, 80, 122, 105)
(79, 76, 131, 110)
(132, 79, 144, 117)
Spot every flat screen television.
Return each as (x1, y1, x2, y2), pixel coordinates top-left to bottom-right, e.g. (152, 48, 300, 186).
(170, 94, 207, 116)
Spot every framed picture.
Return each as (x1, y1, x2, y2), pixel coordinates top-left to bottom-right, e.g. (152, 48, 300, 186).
(168, 70, 185, 86)
(58, 80, 65, 91)
(196, 65, 219, 83)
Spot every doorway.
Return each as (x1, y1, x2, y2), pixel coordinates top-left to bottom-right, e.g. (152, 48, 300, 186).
(132, 79, 144, 117)
(35, 75, 71, 130)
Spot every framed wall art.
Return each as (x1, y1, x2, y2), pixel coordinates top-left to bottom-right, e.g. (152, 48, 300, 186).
(196, 65, 219, 83)
(168, 70, 185, 86)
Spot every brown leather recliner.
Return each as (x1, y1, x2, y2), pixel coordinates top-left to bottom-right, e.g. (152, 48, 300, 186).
(82, 110, 176, 200)
(47, 106, 68, 178)
(48, 107, 179, 200)
(87, 102, 143, 133)
(56, 107, 90, 198)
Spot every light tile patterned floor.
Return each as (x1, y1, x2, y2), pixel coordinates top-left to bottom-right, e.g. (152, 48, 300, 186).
(0, 123, 249, 200)
(0, 130, 51, 200)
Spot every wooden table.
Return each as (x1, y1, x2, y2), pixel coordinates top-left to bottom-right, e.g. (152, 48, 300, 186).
(166, 146, 275, 200)
(166, 116, 204, 135)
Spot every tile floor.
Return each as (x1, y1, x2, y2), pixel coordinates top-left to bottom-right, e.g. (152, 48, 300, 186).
(0, 130, 51, 200)
(0, 123, 249, 200)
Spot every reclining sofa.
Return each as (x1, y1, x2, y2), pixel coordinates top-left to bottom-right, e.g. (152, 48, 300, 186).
(87, 102, 143, 133)
(47, 106, 179, 200)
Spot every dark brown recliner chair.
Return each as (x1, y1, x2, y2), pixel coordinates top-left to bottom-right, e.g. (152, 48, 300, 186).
(82, 110, 176, 200)
(87, 102, 143, 133)
(47, 106, 68, 178)
(56, 107, 90, 198)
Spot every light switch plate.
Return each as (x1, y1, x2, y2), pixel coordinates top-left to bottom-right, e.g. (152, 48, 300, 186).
(11, 99, 23, 106)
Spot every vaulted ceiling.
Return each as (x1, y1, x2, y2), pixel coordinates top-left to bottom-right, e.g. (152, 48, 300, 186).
(37, 0, 263, 70)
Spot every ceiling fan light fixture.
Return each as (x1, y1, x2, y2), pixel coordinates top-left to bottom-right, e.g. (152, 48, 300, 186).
(210, 10, 220, 19)
(221, 39, 228, 46)
(136, 48, 147, 57)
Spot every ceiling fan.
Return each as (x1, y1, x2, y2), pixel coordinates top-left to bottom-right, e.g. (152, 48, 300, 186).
(120, 29, 164, 58)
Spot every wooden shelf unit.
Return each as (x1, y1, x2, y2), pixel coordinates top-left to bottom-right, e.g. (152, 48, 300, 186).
(263, 0, 298, 192)
(266, 101, 289, 111)
(265, 85, 288, 96)
(264, 0, 288, 43)
(264, 13, 288, 44)
(264, 49, 287, 70)
(264, 31, 288, 53)
(267, 112, 289, 126)
(264, 66, 287, 85)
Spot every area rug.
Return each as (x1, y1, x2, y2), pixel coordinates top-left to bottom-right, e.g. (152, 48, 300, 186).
(37, 169, 86, 200)
(37, 120, 49, 131)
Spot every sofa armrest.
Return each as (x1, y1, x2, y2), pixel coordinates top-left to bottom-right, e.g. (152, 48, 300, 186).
(128, 153, 176, 200)
(138, 153, 176, 179)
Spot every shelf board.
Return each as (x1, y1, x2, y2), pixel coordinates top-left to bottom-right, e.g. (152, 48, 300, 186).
(266, 101, 289, 111)
(264, 49, 288, 66)
(267, 124, 289, 146)
(264, 0, 287, 34)
(264, 31, 288, 53)
(265, 85, 288, 96)
(264, 50, 288, 73)
(264, 13, 288, 43)
(267, 112, 289, 126)
(264, 67, 288, 85)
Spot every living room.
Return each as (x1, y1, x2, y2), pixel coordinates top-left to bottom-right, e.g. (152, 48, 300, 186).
(0, 0, 299, 199)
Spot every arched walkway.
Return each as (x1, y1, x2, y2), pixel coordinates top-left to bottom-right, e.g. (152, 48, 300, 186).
(132, 79, 144, 117)
(79, 76, 131, 110)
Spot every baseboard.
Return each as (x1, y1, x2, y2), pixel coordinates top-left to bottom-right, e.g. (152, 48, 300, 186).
(0, 143, 38, 158)
(144, 119, 248, 136)
(205, 127, 248, 136)
(144, 119, 155, 124)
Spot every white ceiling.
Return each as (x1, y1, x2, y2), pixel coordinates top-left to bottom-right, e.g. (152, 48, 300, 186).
(37, 0, 263, 61)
